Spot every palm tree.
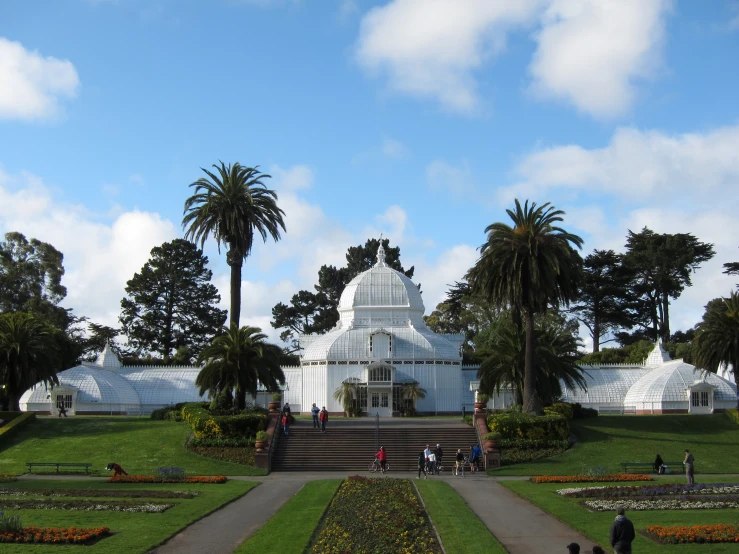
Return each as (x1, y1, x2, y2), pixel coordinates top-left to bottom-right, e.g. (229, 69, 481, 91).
(0, 312, 59, 411)
(467, 199, 583, 414)
(196, 324, 285, 410)
(694, 291, 739, 409)
(477, 314, 586, 407)
(183, 162, 286, 329)
(401, 381, 427, 415)
(333, 380, 358, 416)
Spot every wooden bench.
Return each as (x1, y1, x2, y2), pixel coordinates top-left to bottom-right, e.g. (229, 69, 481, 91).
(26, 462, 92, 474)
(621, 461, 681, 474)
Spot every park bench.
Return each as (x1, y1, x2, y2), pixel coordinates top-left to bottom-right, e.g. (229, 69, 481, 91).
(26, 462, 92, 474)
(620, 461, 682, 474)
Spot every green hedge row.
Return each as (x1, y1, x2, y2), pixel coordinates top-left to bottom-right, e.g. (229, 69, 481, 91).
(0, 412, 36, 441)
(181, 403, 268, 439)
(488, 411, 569, 441)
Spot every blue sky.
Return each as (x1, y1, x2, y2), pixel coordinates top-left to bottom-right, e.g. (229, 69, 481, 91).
(1, 0, 738, 350)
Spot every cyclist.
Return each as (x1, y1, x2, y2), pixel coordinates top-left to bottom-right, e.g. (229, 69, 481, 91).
(375, 446, 387, 474)
(455, 448, 464, 476)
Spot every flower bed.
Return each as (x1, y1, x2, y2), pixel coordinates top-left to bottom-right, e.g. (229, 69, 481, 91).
(646, 524, 739, 544)
(188, 445, 256, 465)
(0, 499, 173, 512)
(0, 526, 110, 544)
(584, 498, 739, 511)
(108, 475, 227, 484)
(310, 476, 442, 554)
(531, 474, 652, 484)
(0, 487, 196, 499)
(557, 483, 739, 498)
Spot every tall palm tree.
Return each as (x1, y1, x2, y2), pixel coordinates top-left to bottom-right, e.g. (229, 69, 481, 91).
(196, 324, 285, 410)
(401, 380, 427, 414)
(467, 199, 583, 414)
(183, 162, 286, 329)
(0, 312, 59, 411)
(694, 291, 739, 409)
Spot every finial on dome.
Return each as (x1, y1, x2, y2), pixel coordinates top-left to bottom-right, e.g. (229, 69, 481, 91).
(376, 237, 386, 267)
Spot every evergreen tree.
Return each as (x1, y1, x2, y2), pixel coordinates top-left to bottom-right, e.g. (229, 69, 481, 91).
(120, 239, 227, 360)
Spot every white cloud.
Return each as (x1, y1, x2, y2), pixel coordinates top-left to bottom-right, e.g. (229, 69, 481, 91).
(355, 0, 543, 113)
(426, 159, 475, 195)
(271, 164, 314, 192)
(352, 137, 410, 165)
(381, 138, 409, 158)
(415, 244, 479, 312)
(0, 37, 80, 121)
(503, 125, 739, 202)
(529, 0, 671, 118)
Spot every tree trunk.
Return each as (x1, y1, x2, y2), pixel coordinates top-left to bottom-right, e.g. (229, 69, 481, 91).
(662, 292, 670, 342)
(9, 393, 21, 412)
(522, 307, 542, 415)
(514, 386, 523, 406)
(235, 387, 246, 411)
(593, 319, 600, 353)
(227, 249, 243, 329)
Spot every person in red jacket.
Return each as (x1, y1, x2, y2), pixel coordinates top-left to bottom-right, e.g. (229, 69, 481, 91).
(105, 463, 128, 477)
(375, 446, 387, 474)
(319, 406, 328, 433)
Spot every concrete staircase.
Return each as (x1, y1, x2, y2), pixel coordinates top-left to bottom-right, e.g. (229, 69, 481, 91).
(271, 420, 479, 472)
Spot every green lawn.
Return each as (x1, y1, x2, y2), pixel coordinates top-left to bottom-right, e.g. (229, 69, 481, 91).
(502, 476, 739, 553)
(0, 477, 258, 553)
(416, 480, 507, 554)
(492, 414, 739, 475)
(0, 416, 266, 476)
(235, 479, 342, 554)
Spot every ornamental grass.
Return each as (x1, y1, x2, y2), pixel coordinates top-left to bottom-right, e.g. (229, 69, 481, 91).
(108, 475, 227, 484)
(0, 526, 110, 544)
(310, 476, 442, 554)
(531, 473, 652, 484)
(646, 523, 739, 544)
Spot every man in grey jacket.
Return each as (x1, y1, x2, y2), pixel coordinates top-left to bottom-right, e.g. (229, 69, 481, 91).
(684, 449, 695, 485)
(610, 507, 635, 553)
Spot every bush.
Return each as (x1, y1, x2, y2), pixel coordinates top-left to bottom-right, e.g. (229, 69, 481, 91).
(544, 402, 574, 420)
(189, 436, 254, 447)
(484, 431, 502, 441)
(0, 511, 22, 534)
(256, 430, 268, 442)
(151, 406, 182, 421)
(487, 411, 569, 441)
(271, 392, 282, 402)
(476, 393, 489, 404)
(572, 403, 598, 419)
(181, 403, 268, 439)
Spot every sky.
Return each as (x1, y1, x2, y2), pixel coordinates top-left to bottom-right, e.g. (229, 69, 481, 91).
(0, 0, 738, 351)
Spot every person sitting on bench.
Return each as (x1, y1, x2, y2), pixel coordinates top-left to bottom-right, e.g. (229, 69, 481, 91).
(654, 453, 665, 474)
(105, 463, 128, 477)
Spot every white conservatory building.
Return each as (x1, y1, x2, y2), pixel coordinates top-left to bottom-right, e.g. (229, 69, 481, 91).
(19, 245, 737, 417)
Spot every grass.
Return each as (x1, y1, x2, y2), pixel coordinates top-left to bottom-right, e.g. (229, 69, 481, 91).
(416, 479, 507, 554)
(501, 476, 739, 553)
(491, 414, 739, 476)
(0, 477, 259, 553)
(0, 416, 267, 476)
(234, 479, 342, 554)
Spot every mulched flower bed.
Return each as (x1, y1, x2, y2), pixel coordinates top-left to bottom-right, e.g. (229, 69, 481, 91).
(108, 475, 227, 484)
(0, 487, 196, 499)
(531, 474, 652, 484)
(0, 526, 110, 544)
(557, 483, 739, 498)
(0, 499, 173, 512)
(310, 476, 442, 554)
(583, 498, 739, 511)
(645, 524, 739, 544)
(187, 445, 256, 465)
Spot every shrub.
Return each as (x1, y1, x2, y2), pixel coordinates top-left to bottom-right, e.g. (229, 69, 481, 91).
(181, 403, 268, 439)
(151, 406, 182, 421)
(544, 402, 574, 420)
(271, 392, 282, 402)
(476, 393, 489, 404)
(484, 431, 502, 441)
(189, 436, 254, 447)
(0, 511, 22, 534)
(488, 411, 569, 440)
(256, 430, 268, 442)
(572, 403, 598, 419)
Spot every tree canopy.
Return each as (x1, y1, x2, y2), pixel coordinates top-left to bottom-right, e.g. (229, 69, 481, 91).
(271, 238, 415, 352)
(119, 239, 226, 361)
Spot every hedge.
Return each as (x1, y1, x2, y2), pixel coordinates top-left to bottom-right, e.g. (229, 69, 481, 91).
(487, 411, 569, 441)
(0, 412, 36, 441)
(180, 403, 268, 439)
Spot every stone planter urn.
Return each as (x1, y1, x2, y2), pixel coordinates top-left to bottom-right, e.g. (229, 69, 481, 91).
(484, 439, 498, 452)
(255, 439, 268, 451)
(474, 402, 487, 413)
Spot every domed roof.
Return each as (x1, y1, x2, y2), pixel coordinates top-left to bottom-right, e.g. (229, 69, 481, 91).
(338, 244, 424, 313)
(624, 360, 738, 405)
(20, 365, 140, 405)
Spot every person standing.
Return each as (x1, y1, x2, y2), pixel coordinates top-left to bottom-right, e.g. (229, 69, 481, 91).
(311, 403, 320, 429)
(455, 448, 464, 476)
(610, 507, 635, 554)
(435, 443, 444, 473)
(417, 451, 427, 479)
(423, 444, 432, 472)
(653, 453, 664, 474)
(281, 412, 290, 436)
(427, 450, 436, 475)
(375, 446, 387, 474)
(684, 449, 695, 485)
(319, 406, 328, 433)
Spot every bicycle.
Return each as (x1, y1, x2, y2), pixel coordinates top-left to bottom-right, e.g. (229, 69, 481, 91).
(368, 458, 390, 473)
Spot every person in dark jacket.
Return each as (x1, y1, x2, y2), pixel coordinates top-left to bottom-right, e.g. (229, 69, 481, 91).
(417, 451, 427, 479)
(654, 453, 664, 474)
(566, 544, 580, 554)
(610, 507, 636, 553)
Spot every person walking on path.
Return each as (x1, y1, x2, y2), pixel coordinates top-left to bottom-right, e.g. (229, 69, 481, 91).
(417, 451, 427, 479)
(610, 507, 635, 554)
(281, 412, 290, 436)
(455, 448, 464, 476)
(311, 403, 320, 429)
(470, 444, 481, 473)
(319, 406, 328, 433)
(684, 449, 695, 485)
(375, 446, 387, 474)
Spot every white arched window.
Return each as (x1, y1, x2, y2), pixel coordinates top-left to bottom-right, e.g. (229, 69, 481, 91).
(369, 332, 392, 359)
